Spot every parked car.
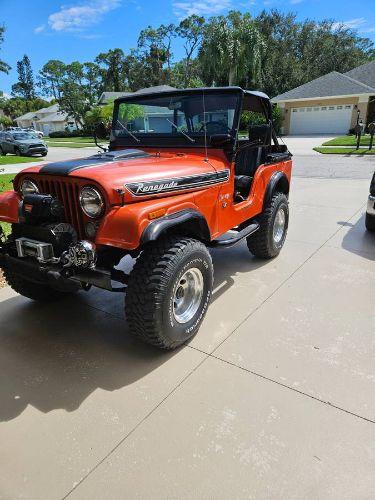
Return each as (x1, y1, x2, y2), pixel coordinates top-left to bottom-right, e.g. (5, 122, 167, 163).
(365, 171, 375, 231)
(24, 127, 44, 139)
(0, 131, 48, 157)
(0, 86, 292, 350)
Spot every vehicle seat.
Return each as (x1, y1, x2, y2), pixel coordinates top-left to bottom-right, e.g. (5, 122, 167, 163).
(234, 124, 271, 200)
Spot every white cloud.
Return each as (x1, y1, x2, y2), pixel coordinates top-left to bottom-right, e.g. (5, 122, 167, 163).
(173, 0, 232, 18)
(47, 0, 121, 32)
(332, 18, 366, 30)
(34, 24, 46, 34)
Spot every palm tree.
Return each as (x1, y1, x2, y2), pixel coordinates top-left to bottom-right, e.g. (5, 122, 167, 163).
(0, 26, 11, 74)
(199, 11, 264, 86)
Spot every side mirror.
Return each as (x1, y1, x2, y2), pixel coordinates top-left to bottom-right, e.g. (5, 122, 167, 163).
(94, 122, 107, 140)
(209, 134, 233, 147)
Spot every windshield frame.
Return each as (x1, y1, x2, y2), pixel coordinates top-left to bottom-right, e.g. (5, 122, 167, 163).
(110, 88, 244, 151)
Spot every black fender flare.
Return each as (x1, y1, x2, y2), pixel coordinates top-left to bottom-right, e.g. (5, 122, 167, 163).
(263, 171, 290, 209)
(140, 209, 211, 245)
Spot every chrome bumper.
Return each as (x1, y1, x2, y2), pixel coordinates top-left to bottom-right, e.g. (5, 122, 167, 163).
(367, 195, 375, 216)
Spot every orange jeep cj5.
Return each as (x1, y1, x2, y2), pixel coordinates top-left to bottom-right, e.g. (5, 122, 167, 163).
(0, 87, 292, 349)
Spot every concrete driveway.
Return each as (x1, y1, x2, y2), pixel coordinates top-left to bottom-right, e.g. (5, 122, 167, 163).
(0, 153, 374, 498)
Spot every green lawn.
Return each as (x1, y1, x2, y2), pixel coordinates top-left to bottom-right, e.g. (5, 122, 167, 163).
(0, 155, 42, 165)
(0, 174, 15, 237)
(47, 142, 96, 148)
(322, 135, 372, 147)
(45, 136, 95, 143)
(314, 147, 375, 155)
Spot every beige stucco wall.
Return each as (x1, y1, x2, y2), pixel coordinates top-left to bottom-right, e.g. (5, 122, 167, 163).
(278, 96, 369, 134)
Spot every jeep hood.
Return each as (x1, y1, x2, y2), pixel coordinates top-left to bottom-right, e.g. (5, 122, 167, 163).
(17, 149, 229, 203)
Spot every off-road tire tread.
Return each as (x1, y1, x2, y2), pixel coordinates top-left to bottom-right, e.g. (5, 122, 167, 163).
(365, 212, 375, 232)
(247, 192, 288, 259)
(3, 266, 71, 301)
(125, 236, 212, 350)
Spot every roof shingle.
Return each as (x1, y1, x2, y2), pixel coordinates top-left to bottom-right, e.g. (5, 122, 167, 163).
(273, 70, 375, 102)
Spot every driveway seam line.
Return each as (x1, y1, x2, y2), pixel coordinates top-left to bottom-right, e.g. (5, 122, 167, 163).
(208, 203, 366, 358)
(62, 352, 210, 499)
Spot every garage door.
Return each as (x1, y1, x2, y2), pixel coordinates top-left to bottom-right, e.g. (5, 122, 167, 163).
(290, 105, 353, 134)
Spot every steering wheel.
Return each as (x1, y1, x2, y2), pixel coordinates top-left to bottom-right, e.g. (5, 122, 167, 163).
(199, 121, 231, 135)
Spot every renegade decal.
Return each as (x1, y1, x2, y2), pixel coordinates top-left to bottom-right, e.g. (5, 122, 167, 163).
(125, 170, 230, 196)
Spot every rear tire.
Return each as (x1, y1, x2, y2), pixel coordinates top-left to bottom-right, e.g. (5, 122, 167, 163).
(125, 236, 213, 350)
(0, 146, 6, 156)
(247, 192, 289, 259)
(365, 212, 375, 232)
(14, 147, 22, 156)
(3, 267, 73, 302)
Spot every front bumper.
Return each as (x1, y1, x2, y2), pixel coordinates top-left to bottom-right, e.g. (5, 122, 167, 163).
(367, 195, 375, 217)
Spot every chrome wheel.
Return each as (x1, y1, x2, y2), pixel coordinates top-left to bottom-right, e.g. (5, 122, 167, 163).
(173, 267, 204, 324)
(273, 207, 286, 244)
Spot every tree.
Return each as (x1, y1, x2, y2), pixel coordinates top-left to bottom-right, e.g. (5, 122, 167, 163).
(199, 11, 264, 86)
(176, 15, 205, 86)
(84, 102, 114, 129)
(95, 48, 128, 92)
(0, 26, 10, 74)
(137, 23, 176, 85)
(0, 97, 50, 120)
(38, 60, 66, 100)
(11, 55, 36, 100)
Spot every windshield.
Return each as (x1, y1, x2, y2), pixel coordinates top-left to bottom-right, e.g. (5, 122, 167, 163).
(12, 132, 38, 140)
(113, 92, 240, 142)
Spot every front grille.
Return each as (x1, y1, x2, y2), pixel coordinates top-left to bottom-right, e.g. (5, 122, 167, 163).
(38, 178, 85, 238)
(29, 144, 45, 149)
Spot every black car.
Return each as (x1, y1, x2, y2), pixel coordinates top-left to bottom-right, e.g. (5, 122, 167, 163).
(366, 171, 375, 231)
(0, 131, 48, 157)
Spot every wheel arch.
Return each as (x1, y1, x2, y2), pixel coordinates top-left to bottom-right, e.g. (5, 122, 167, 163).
(263, 171, 290, 209)
(140, 209, 211, 245)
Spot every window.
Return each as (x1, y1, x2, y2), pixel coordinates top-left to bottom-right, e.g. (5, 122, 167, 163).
(321, 107, 327, 111)
(329, 106, 335, 110)
(345, 105, 352, 109)
(314, 107, 319, 111)
(292, 109, 297, 113)
(299, 108, 305, 112)
(306, 108, 312, 112)
(337, 106, 343, 110)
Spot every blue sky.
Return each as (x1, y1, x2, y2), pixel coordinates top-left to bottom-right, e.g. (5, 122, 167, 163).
(0, 0, 374, 94)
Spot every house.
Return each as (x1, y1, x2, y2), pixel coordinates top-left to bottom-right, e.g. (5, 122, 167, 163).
(273, 60, 375, 135)
(16, 104, 78, 136)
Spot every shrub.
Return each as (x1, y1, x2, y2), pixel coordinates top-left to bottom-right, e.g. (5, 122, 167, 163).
(49, 129, 92, 138)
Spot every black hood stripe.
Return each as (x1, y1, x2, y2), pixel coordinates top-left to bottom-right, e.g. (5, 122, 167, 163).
(39, 149, 151, 176)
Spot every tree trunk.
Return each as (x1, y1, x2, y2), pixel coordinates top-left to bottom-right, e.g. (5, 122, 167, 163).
(229, 66, 236, 86)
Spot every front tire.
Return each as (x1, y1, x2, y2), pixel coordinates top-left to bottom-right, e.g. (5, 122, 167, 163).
(365, 212, 375, 232)
(125, 236, 213, 350)
(247, 192, 289, 259)
(3, 267, 73, 302)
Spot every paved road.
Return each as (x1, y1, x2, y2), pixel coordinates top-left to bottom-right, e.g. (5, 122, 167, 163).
(0, 146, 375, 498)
(1, 147, 98, 174)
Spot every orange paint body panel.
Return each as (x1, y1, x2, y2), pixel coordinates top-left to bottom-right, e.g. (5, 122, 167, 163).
(0, 148, 292, 250)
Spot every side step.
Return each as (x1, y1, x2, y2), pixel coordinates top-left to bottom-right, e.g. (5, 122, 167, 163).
(210, 222, 259, 248)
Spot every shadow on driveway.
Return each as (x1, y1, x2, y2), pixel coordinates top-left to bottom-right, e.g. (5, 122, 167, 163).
(0, 241, 271, 423)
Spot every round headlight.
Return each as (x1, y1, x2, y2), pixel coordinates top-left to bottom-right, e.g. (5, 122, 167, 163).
(79, 186, 104, 218)
(21, 179, 39, 197)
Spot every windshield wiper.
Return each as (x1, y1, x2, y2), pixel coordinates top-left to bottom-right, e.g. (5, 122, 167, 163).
(115, 120, 140, 143)
(166, 119, 195, 143)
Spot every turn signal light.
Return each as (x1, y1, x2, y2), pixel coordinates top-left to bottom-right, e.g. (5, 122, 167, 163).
(148, 208, 166, 220)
